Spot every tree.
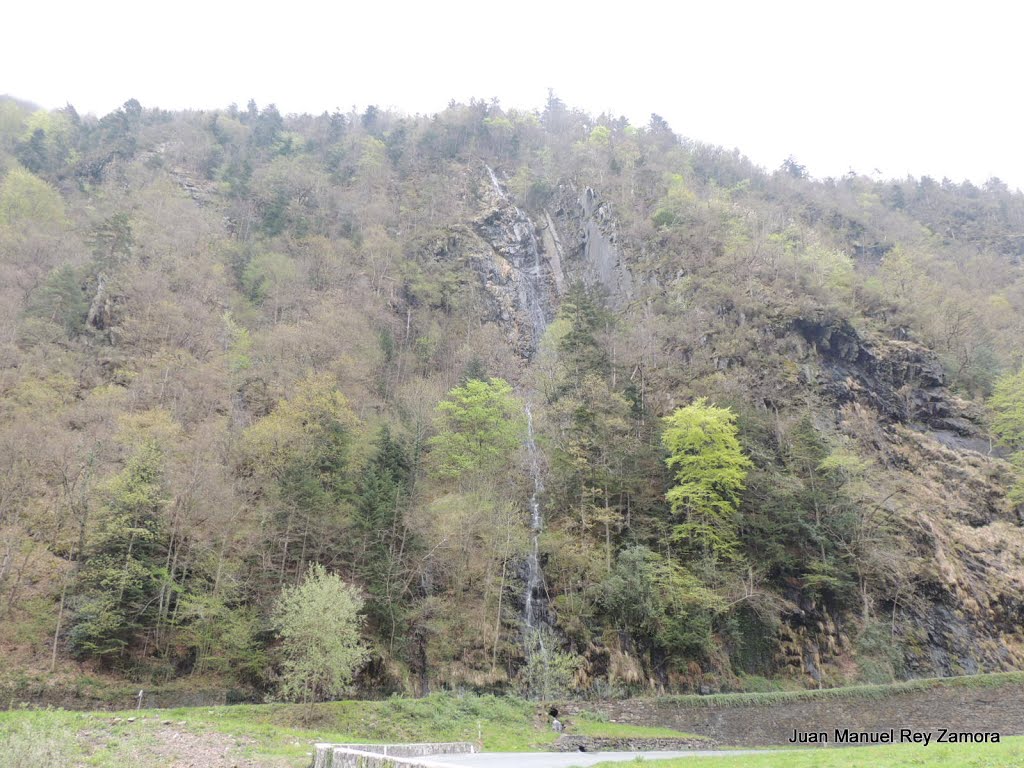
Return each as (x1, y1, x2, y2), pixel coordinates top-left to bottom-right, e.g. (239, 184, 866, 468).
(241, 252, 298, 321)
(662, 398, 752, 564)
(990, 369, 1024, 449)
(0, 166, 65, 230)
(989, 369, 1024, 504)
(427, 378, 524, 483)
(68, 441, 168, 661)
(517, 626, 581, 700)
(556, 283, 611, 381)
(600, 546, 722, 663)
(273, 563, 367, 705)
(781, 155, 808, 179)
(26, 265, 88, 337)
(242, 373, 360, 583)
(354, 426, 416, 647)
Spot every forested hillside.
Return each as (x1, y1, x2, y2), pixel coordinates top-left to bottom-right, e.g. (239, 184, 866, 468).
(2, 92, 1024, 699)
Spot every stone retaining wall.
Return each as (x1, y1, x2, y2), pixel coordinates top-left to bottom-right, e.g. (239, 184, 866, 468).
(562, 680, 1024, 747)
(551, 735, 717, 751)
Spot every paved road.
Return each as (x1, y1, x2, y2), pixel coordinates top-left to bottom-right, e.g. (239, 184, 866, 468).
(427, 751, 768, 767)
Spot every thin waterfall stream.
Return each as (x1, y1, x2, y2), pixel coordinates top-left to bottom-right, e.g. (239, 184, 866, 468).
(523, 404, 547, 631)
(484, 165, 553, 653)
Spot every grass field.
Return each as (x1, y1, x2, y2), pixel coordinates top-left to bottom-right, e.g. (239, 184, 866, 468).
(595, 737, 1024, 767)
(0, 693, 702, 767)
(4, 673, 1024, 768)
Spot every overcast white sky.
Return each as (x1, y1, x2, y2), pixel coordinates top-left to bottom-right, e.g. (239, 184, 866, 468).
(4, 0, 1023, 188)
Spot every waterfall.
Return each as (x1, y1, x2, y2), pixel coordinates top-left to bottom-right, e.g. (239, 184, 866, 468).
(523, 404, 548, 630)
(484, 165, 553, 643)
(486, 164, 505, 198)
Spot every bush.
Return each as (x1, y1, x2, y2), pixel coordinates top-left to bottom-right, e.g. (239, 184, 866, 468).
(517, 628, 581, 700)
(273, 563, 368, 704)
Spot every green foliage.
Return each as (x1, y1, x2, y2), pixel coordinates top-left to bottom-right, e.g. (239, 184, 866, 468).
(659, 670, 1024, 709)
(355, 426, 410, 536)
(0, 693, 700, 762)
(354, 426, 417, 634)
(0, 165, 65, 229)
(590, 738, 1024, 767)
(241, 251, 297, 306)
(25, 265, 89, 337)
(272, 563, 368, 704)
(556, 283, 611, 378)
(15, 109, 77, 175)
(600, 546, 722, 659)
(242, 374, 360, 579)
(0, 715, 78, 768)
(222, 310, 252, 371)
(69, 442, 169, 660)
(990, 369, 1024, 449)
(662, 398, 752, 564)
(855, 621, 905, 683)
(427, 378, 524, 482)
(461, 356, 488, 383)
(518, 628, 582, 700)
(4, 93, 1024, 697)
(174, 593, 267, 683)
(243, 373, 358, 493)
(989, 369, 1024, 504)
(0, 98, 29, 147)
(652, 173, 697, 227)
(89, 212, 134, 265)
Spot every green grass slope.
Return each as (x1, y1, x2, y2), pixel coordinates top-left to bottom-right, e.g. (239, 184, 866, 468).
(0, 692, 702, 767)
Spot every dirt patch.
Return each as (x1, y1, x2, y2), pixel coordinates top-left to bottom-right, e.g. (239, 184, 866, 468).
(146, 727, 264, 768)
(77, 722, 270, 768)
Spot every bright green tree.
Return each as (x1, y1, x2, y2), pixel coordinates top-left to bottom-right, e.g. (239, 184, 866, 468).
(427, 378, 524, 482)
(0, 165, 65, 230)
(662, 398, 752, 563)
(273, 563, 367, 705)
(989, 369, 1024, 504)
(990, 369, 1024, 447)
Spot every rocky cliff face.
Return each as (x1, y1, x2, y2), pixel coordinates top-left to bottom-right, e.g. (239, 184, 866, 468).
(785, 314, 1024, 680)
(792, 314, 985, 438)
(465, 168, 1024, 687)
(545, 184, 634, 307)
(464, 176, 636, 355)
(466, 170, 560, 357)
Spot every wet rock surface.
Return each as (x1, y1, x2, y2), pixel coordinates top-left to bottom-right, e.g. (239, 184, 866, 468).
(468, 169, 558, 358)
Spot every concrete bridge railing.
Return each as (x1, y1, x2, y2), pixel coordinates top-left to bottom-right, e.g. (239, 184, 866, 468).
(312, 742, 476, 768)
